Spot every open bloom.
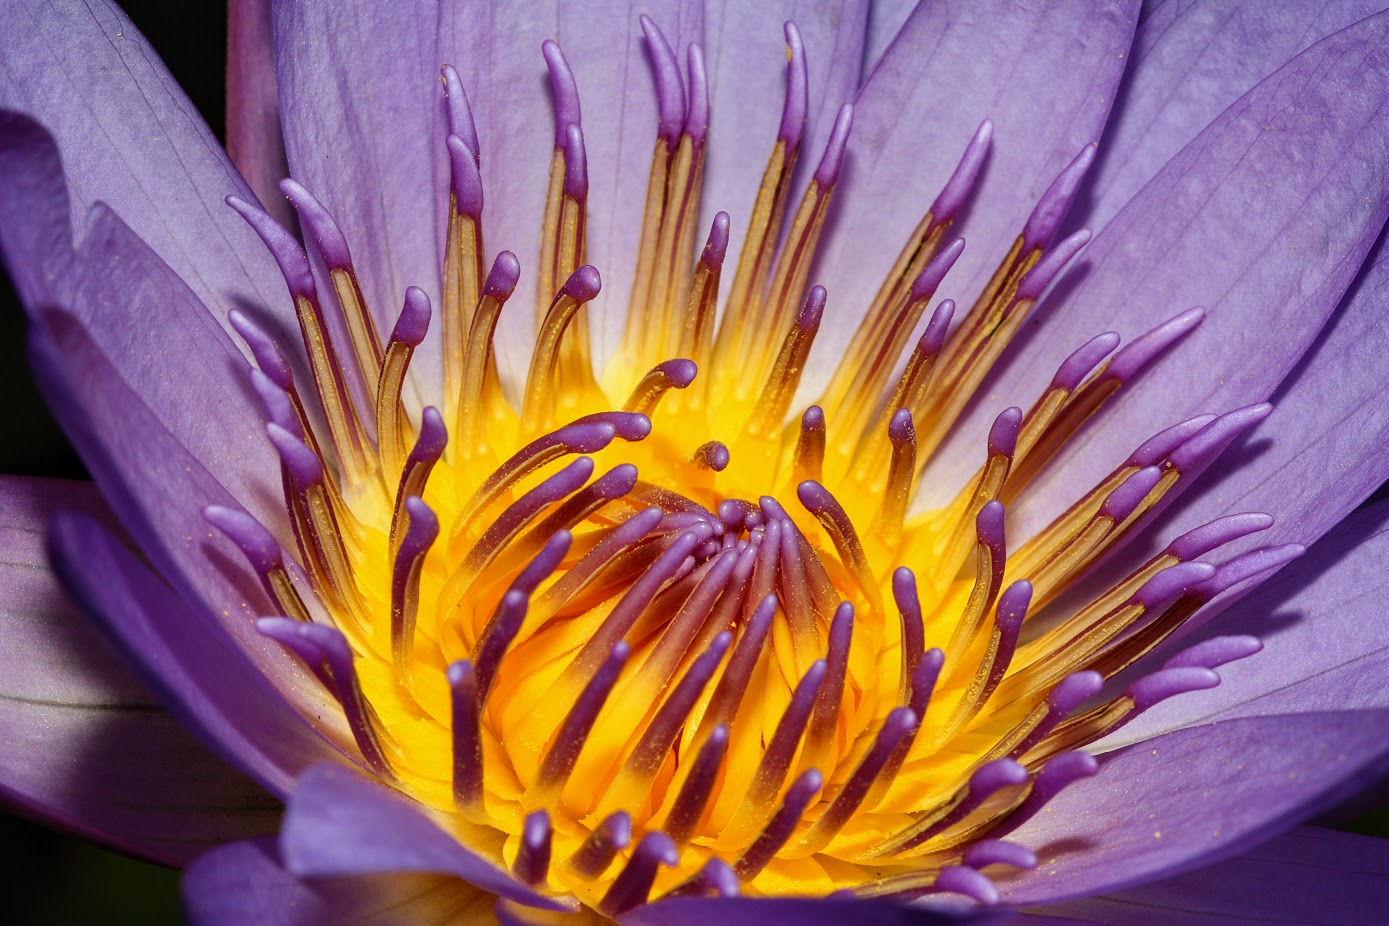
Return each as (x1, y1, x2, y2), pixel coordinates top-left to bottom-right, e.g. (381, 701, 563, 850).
(4, 0, 1389, 922)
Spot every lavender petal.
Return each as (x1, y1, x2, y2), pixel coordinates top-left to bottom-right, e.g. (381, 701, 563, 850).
(0, 476, 279, 866)
(279, 763, 565, 910)
(810, 0, 1137, 382)
(975, 11, 1389, 535)
(184, 837, 498, 926)
(998, 708, 1389, 903)
(1018, 826, 1389, 925)
(0, 0, 293, 345)
(47, 505, 348, 800)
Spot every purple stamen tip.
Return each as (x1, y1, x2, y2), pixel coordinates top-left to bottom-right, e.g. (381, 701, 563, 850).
(702, 212, 731, 268)
(972, 758, 1028, 796)
(657, 358, 698, 389)
(266, 423, 324, 486)
(392, 286, 432, 347)
(1052, 330, 1120, 391)
(577, 411, 651, 442)
(228, 310, 293, 389)
(249, 370, 298, 433)
(1134, 561, 1217, 608)
(562, 264, 602, 302)
(446, 658, 474, 689)
(555, 422, 617, 456)
(923, 299, 956, 353)
(1165, 635, 1263, 671)
(976, 499, 1005, 547)
(935, 866, 1000, 906)
(1105, 307, 1205, 384)
(893, 565, 918, 605)
(1128, 666, 1219, 712)
(563, 123, 589, 199)
(988, 406, 1023, 458)
(812, 103, 854, 186)
(777, 21, 808, 145)
(203, 506, 281, 574)
(1192, 543, 1304, 599)
(695, 441, 731, 472)
(758, 495, 789, 521)
(484, 251, 521, 298)
(594, 463, 639, 498)
(542, 40, 581, 146)
(1169, 403, 1272, 472)
(1032, 750, 1098, 801)
(684, 44, 709, 143)
(789, 767, 824, 805)
(1050, 670, 1103, 715)
(1101, 465, 1161, 522)
(226, 196, 315, 300)
(517, 810, 552, 883)
(440, 65, 480, 157)
(447, 134, 485, 218)
(1018, 227, 1091, 301)
(802, 404, 826, 432)
(888, 408, 915, 444)
(1168, 512, 1274, 561)
(414, 407, 449, 459)
(280, 179, 353, 272)
(885, 705, 920, 738)
(996, 580, 1032, 631)
(400, 496, 441, 557)
(964, 840, 1037, 872)
(700, 858, 740, 898)
(256, 617, 323, 666)
(798, 285, 827, 329)
(931, 119, 994, 221)
(515, 531, 574, 598)
(1129, 414, 1217, 467)
(1022, 143, 1097, 251)
(910, 238, 965, 302)
(717, 498, 752, 528)
(639, 15, 686, 147)
(796, 479, 832, 513)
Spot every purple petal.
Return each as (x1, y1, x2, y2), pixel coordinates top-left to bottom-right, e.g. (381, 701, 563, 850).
(998, 709, 1389, 903)
(272, 0, 444, 401)
(698, 1, 869, 318)
(279, 763, 564, 910)
(964, 11, 1389, 531)
(0, 476, 279, 865)
(1080, 0, 1389, 234)
(0, 142, 289, 542)
(228, 0, 292, 227)
(623, 896, 967, 926)
(184, 837, 497, 926)
(436, 1, 706, 374)
(1106, 498, 1389, 747)
(47, 508, 349, 799)
(863, 0, 918, 70)
(0, 0, 293, 343)
(1063, 229, 1389, 622)
(1019, 826, 1389, 926)
(809, 0, 1137, 380)
(27, 300, 301, 631)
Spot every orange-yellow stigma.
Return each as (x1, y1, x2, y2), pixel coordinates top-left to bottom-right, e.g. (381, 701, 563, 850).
(210, 16, 1292, 917)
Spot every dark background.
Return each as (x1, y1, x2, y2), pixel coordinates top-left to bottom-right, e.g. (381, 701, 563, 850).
(2, 2, 1389, 924)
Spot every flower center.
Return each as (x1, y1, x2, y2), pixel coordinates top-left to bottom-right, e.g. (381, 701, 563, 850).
(208, 15, 1291, 915)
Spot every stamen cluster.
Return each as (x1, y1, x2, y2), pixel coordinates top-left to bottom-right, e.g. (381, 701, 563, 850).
(207, 15, 1290, 914)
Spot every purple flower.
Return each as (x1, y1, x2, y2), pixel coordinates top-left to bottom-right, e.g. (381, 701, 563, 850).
(3, 0, 1389, 923)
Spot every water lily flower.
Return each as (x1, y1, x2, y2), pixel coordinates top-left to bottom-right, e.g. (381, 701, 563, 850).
(4, 0, 1389, 922)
